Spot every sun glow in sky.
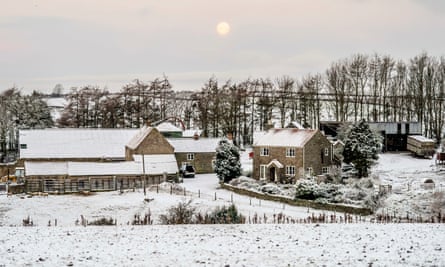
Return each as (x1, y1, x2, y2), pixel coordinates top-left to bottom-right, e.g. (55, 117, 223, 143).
(216, 21, 230, 36)
(1, 0, 445, 93)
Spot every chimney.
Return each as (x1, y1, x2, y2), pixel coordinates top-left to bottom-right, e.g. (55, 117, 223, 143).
(193, 131, 199, 140)
(146, 120, 151, 126)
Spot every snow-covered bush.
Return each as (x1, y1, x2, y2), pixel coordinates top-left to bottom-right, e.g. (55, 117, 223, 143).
(159, 200, 196, 225)
(295, 180, 340, 200)
(260, 183, 281, 194)
(206, 204, 245, 224)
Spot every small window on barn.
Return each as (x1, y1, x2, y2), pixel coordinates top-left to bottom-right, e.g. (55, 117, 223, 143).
(260, 148, 269, 156)
(20, 144, 27, 149)
(187, 153, 195, 160)
(286, 148, 295, 157)
(324, 148, 329, 156)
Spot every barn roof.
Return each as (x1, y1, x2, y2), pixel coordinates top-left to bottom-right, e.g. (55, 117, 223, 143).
(156, 122, 183, 132)
(167, 138, 219, 153)
(24, 154, 178, 176)
(253, 128, 318, 147)
(20, 129, 139, 159)
(126, 126, 154, 150)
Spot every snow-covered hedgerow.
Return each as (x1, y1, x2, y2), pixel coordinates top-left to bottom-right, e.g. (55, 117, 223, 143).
(229, 176, 381, 210)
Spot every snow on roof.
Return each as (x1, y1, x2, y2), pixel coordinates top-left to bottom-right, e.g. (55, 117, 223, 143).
(25, 161, 68, 176)
(156, 122, 183, 132)
(167, 138, 219, 153)
(126, 126, 154, 150)
(182, 129, 202, 138)
(253, 128, 317, 147)
(20, 129, 139, 159)
(409, 135, 435, 143)
(43, 97, 67, 108)
(24, 154, 178, 176)
(267, 159, 284, 168)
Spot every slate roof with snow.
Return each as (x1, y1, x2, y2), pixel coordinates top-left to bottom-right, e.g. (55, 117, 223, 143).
(253, 128, 317, 147)
(408, 135, 435, 143)
(20, 129, 139, 159)
(167, 138, 219, 153)
(25, 154, 178, 176)
(126, 126, 154, 150)
(156, 122, 183, 132)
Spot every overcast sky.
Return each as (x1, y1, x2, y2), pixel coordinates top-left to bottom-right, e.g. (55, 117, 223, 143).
(1, 0, 444, 93)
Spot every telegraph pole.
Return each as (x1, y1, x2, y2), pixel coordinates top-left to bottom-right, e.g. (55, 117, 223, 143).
(142, 154, 146, 196)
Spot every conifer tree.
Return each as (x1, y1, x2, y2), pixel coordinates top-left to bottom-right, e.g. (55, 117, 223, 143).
(214, 139, 241, 183)
(342, 119, 381, 177)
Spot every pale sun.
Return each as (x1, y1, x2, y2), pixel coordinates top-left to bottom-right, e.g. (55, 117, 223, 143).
(216, 21, 230, 36)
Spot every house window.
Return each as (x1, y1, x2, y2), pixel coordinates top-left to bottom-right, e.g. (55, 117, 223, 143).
(260, 165, 267, 180)
(20, 144, 27, 149)
(306, 167, 313, 176)
(187, 153, 195, 160)
(260, 148, 269, 156)
(322, 167, 330, 174)
(324, 148, 329, 156)
(285, 166, 296, 176)
(286, 148, 295, 157)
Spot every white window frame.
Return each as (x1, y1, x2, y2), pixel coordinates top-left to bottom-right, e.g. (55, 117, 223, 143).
(306, 167, 313, 176)
(260, 147, 269, 156)
(322, 167, 330, 174)
(187, 153, 195, 160)
(324, 148, 329, 156)
(285, 166, 296, 176)
(286, 147, 295, 157)
(259, 165, 267, 180)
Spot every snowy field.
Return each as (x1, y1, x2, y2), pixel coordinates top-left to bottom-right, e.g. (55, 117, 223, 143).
(1, 224, 444, 266)
(1, 151, 445, 266)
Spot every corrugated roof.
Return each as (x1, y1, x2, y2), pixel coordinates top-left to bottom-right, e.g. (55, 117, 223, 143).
(167, 138, 219, 153)
(253, 128, 317, 147)
(20, 129, 139, 159)
(24, 154, 178, 177)
(25, 161, 68, 176)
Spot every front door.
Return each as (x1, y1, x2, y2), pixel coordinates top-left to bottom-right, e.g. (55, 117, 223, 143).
(269, 167, 276, 182)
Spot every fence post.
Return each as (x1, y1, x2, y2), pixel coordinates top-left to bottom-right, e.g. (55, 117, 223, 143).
(214, 192, 216, 201)
(231, 193, 233, 203)
(198, 189, 200, 198)
(250, 198, 252, 206)
(183, 188, 186, 196)
(170, 185, 172, 195)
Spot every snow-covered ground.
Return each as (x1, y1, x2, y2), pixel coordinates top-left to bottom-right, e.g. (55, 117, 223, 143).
(373, 152, 445, 219)
(1, 224, 444, 266)
(1, 151, 445, 266)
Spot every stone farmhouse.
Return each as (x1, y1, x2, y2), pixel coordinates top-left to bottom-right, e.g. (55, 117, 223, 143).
(18, 125, 217, 193)
(167, 137, 219, 174)
(252, 128, 334, 183)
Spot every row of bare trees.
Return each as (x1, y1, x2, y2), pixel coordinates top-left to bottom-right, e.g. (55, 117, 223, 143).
(54, 53, 445, 145)
(1, 52, 444, 162)
(192, 53, 445, 143)
(58, 76, 175, 128)
(0, 88, 53, 162)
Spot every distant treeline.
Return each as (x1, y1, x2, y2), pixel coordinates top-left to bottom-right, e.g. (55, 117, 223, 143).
(1, 52, 445, 161)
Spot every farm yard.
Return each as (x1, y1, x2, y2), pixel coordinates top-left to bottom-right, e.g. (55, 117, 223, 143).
(1, 151, 445, 266)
